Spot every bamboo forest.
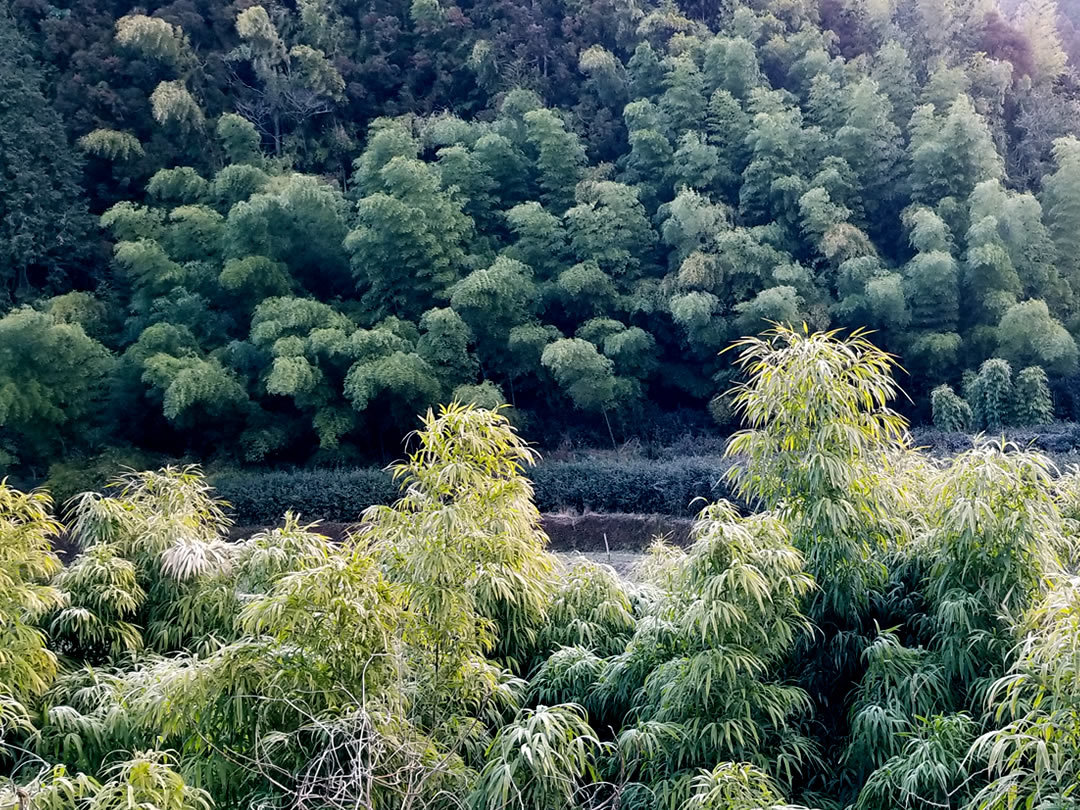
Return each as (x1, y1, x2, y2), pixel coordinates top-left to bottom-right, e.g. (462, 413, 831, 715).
(6, 0, 1080, 805)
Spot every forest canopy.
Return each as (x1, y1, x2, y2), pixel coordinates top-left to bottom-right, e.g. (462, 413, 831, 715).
(5, 0, 1080, 466)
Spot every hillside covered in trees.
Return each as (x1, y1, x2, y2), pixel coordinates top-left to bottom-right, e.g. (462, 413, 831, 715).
(5, 0, 1080, 469)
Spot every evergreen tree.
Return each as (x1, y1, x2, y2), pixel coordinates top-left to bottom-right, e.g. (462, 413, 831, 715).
(1014, 0, 1068, 81)
(909, 95, 1004, 208)
(524, 109, 587, 213)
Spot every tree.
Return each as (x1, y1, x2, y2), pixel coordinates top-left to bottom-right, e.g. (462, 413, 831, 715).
(703, 36, 763, 99)
(835, 79, 901, 221)
(565, 181, 658, 277)
(973, 576, 1080, 809)
(362, 403, 556, 674)
(997, 299, 1079, 375)
(0, 308, 114, 467)
(661, 56, 708, 134)
(0, 484, 64, 733)
(504, 202, 570, 278)
(249, 296, 357, 450)
(725, 326, 909, 713)
(541, 338, 619, 413)
(903, 212, 960, 333)
(871, 42, 917, 129)
(449, 257, 538, 368)
(2, 751, 211, 810)
(347, 157, 474, 319)
(228, 5, 345, 155)
(524, 109, 586, 213)
(0, 2, 94, 300)
(628, 42, 665, 98)
(1014, 0, 1068, 81)
(600, 502, 815, 806)
(909, 96, 1003, 208)
(1041, 136, 1080, 299)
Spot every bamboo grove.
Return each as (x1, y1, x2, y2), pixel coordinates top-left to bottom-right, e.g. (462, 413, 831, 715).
(8, 0, 1080, 470)
(4, 326, 1080, 809)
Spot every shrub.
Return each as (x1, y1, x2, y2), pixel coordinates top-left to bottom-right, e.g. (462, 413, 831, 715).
(930, 384, 972, 432)
(1014, 365, 1055, 425)
(970, 358, 1014, 430)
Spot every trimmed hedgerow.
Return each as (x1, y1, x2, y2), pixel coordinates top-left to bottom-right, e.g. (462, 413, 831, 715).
(211, 467, 400, 524)
(211, 456, 740, 524)
(530, 457, 738, 516)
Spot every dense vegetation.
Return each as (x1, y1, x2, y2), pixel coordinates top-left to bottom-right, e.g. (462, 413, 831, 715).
(7, 0, 1080, 470)
(5, 326, 1080, 810)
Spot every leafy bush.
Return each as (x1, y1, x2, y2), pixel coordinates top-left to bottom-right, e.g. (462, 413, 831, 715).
(930, 384, 972, 432)
(1014, 365, 1055, 426)
(970, 358, 1015, 430)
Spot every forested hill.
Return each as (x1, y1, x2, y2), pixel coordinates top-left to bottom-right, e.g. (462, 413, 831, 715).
(4, 0, 1080, 469)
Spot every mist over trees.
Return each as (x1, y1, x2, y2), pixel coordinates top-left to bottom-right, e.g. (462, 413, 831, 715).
(5, 0, 1080, 467)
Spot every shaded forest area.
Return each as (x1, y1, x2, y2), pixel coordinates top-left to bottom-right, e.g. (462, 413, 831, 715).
(6, 0, 1080, 472)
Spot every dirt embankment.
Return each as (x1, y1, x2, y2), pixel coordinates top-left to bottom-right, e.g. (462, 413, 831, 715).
(229, 512, 694, 552)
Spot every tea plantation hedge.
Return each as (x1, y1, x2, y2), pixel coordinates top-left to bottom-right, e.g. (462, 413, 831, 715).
(211, 457, 739, 524)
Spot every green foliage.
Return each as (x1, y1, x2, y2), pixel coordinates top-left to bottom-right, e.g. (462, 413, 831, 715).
(1014, 365, 1055, 426)
(347, 157, 473, 318)
(590, 500, 816, 808)
(0, 308, 114, 466)
(537, 560, 636, 657)
(687, 762, 808, 810)
(9, 340, 1080, 809)
(471, 704, 602, 810)
(0, 4, 93, 301)
(931, 384, 972, 431)
(212, 456, 735, 523)
(0, 484, 63, 733)
(363, 403, 556, 671)
(0, 752, 209, 810)
(996, 299, 1079, 375)
(970, 358, 1015, 431)
(725, 326, 908, 625)
(9, 0, 1080, 464)
(923, 439, 1067, 684)
(972, 575, 1080, 810)
(541, 338, 620, 413)
(49, 543, 145, 659)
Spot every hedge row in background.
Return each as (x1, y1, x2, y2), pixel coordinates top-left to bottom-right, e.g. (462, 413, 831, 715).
(211, 457, 739, 525)
(908, 424, 1080, 456)
(42, 425, 1080, 526)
